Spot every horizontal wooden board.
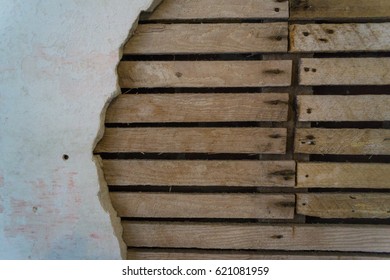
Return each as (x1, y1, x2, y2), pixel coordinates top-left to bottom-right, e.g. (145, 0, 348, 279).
(128, 249, 389, 260)
(299, 58, 390, 85)
(106, 93, 289, 123)
(290, 23, 390, 52)
(297, 95, 390, 122)
(145, 0, 288, 20)
(103, 160, 295, 187)
(123, 221, 390, 252)
(290, 0, 390, 20)
(295, 128, 390, 155)
(125, 23, 288, 54)
(297, 162, 390, 189)
(297, 193, 390, 219)
(111, 193, 295, 219)
(96, 127, 287, 154)
(118, 61, 292, 88)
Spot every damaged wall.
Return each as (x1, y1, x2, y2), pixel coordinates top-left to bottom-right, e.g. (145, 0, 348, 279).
(0, 0, 157, 259)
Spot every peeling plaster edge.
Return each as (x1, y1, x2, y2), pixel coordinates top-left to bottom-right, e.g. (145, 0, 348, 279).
(92, 0, 163, 260)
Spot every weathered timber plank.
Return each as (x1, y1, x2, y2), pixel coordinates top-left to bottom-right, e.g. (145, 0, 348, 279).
(297, 162, 390, 189)
(96, 127, 287, 154)
(297, 95, 390, 122)
(299, 58, 390, 85)
(103, 160, 295, 187)
(106, 93, 289, 123)
(123, 221, 390, 252)
(125, 23, 288, 54)
(145, 0, 288, 20)
(290, 0, 390, 20)
(118, 61, 292, 88)
(111, 193, 295, 219)
(290, 23, 390, 53)
(297, 193, 390, 219)
(295, 128, 390, 155)
(127, 249, 389, 260)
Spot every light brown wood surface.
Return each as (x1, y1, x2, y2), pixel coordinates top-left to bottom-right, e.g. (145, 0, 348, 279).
(106, 93, 289, 123)
(127, 249, 389, 260)
(146, 0, 289, 20)
(123, 221, 390, 252)
(297, 95, 390, 122)
(118, 61, 292, 88)
(96, 127, 287, 154)
(297, 193, 390, 219)
(111, 192, 295, 219)
(290, 0, 390, 20)
(125, 23, 288, 54)
(297, 162, 390, 189)
(290, 23, 390, 52)
(299, 58, 390, 85)
(103, 160, 296, 187)
(295, 128, 390, 155)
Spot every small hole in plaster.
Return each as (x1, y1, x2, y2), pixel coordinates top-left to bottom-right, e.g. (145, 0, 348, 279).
(32, 206, 38, 213)
(62, 154, 69, 161)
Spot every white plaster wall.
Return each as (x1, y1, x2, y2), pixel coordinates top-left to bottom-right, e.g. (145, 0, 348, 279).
(0, 0, 156, 259)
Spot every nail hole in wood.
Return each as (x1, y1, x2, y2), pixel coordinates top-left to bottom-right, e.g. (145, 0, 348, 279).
(306, 108, 312, 114)
(311, 68, 317, 73)
(303, 31, 310, 36)
(304, 67, 310, 72)
(274, 7, 280, 12)
(175, 72, 183, 78)
(305, 174, 309, 178)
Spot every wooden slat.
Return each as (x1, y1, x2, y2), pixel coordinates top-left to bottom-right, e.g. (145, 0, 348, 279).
(123, 221, 390, 252)
(299, 58, 390, 86)
(290, 0, 390, 21)
(145, 0, 289, 20)
(106, 93, 289, 123)
(295, 128, 390, 155)
(297, 162, 390, 189)
(118, 61, 292, 88)
(103, 160, 295, 187)
(128, 249, 389, 260)
(297, 95, 390, 122)
(297, 193, 390, 219)
(111, 193, 295, 219)
(96, 128, 287, 154)
(290, 23, 390, 53)
(125, 23, 288, 54)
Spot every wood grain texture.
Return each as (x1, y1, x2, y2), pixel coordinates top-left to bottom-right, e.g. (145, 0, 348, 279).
(290, 0, 390, 20)
(125, 23, 288, 54)
(103, 160, 296, 187)
(295, 128, 390, 155)
(290, 23, 390, 52)
(123, 221, 390, 252)
(146, 0, 288, 20)
(297, 95, 390, 122)
(96, 127, 287, 154)
(110, 192, 295, 219)
(297, 193, 390, 219)
(118, 61, 292, 88)
(106, 93, 289, 123)
(299, 58, 390, 85)
(127, 249, 389, 260)
(297, 162, 390, 189)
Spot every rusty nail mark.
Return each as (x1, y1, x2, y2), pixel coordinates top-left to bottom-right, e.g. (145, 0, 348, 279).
(306, 108, 312, 114)
(304, 67, 310, 72)
(311, 68, 317, 72)
(269, 134, 282, 139)
(264, 99, 289, 105)
(263, 69, 283, 75)
(271, 234, 284, 239)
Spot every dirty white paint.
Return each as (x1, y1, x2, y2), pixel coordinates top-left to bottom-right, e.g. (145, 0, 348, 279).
(0, 0, 158, 259)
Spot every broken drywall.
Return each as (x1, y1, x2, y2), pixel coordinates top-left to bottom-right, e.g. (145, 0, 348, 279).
(0, 0, 159, 259)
